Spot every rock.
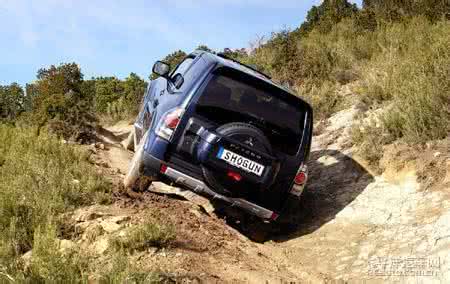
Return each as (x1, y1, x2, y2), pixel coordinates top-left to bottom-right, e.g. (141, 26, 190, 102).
(92, 238, 109, 254)
(109, 215, 131, 224)
(71, 179, 80, 185)
(100, 220, 122, 233)
(87, 144, 97, 154)
(88, 155, 96, 164)
(189, 208, 203, 218)
(74, 222, 91, 234)
(434, 152, 441, 158)
(83, 224, 105, 242)
(21, 250, 33, 268)
(95, 142, 105, 150)
(122, 130, 135, 151)
(59, 239, 75, 252)
(74, 211, 106, 222)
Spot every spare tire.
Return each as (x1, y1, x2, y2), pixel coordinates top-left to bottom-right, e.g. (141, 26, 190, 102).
(202, 122, 272, 196)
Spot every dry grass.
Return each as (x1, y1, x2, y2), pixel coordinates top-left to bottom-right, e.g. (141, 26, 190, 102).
(0, 125, 110, 281)
(111, 220, 176, 252)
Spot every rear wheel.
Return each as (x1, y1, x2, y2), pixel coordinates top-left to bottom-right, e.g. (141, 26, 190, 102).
(201, 122, 272, 196)
(123, 131, 153, 191)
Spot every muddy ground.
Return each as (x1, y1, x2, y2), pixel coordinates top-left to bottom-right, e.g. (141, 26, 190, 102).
(78, 109, 449, 283)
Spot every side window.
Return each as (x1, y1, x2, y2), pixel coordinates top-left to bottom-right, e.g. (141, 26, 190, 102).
(171, 57, 195, 77)
(170, 55, 205, 93)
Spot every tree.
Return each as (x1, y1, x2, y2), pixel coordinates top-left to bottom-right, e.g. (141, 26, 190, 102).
(0, 83, 26, 122)
(362, 0, 450, 22)
(122, 73, 148, 113)
(93, 77, 124, 113)
(31, 63, 96, 141)
(196, 44, 214, 53)
(296, 0, 358, 36)
(162, 50, 187, 71)
(149, 50, 187, 80)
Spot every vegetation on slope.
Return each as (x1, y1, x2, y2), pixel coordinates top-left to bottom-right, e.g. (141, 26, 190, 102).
(0, 125, 109, 281)
(0, 0, 448, 279)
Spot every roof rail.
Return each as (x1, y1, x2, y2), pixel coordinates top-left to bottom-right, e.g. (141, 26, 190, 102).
(216, 52, 272, 80)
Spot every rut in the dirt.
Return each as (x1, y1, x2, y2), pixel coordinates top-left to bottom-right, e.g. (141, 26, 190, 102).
(92, 111, 450, 283)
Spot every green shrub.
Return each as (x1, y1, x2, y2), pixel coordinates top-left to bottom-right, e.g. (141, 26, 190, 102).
(27, 63, 97, 142)
(351, 119, 394, 170)
(111, 221, 176, 252)
(97, 250, 164, 283)
(93, 73, 147, 123)
(0, 125, 110, 279)
(357, 18, 450, 143)
(26, 224, 90, 282)
(296, 80, 342, 120)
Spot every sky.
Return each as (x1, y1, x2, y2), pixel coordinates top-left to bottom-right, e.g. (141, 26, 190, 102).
(0, 0, 361, 86)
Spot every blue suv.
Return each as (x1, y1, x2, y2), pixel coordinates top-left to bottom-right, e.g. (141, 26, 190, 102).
(124, 50, 313, 221)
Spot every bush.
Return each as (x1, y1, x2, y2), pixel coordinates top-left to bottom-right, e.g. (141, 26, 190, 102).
(93, 73, 147, 123)
(357, 18, 450, 143)
(25, 224, 90, 282)
(296, 80, 342, 120)
(351, 119, 394, 170)
(27, 63, 97, 142)
(0, 83, 27, 123)
(111, 220, 176, 252)
(0, 125, 110, 279)
(97, 250, 165, 283)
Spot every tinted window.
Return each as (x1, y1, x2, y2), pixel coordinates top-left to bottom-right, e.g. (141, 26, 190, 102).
(171, 57, 194, 77)
(195, 69, 306, 155)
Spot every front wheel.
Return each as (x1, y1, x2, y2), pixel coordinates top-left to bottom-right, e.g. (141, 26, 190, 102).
(123, 131, 153, 191)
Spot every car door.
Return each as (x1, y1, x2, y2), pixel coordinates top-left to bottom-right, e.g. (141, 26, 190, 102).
(148, 55, 199, 130)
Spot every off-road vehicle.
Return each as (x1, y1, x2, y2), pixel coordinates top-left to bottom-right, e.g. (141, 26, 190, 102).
(124, 50, 313, 221)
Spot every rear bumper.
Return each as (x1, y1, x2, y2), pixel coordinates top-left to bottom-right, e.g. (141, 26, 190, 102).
(142, 151, 278, 220)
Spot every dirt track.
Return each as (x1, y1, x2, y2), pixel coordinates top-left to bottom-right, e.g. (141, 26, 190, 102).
(86, 109, 450, 283)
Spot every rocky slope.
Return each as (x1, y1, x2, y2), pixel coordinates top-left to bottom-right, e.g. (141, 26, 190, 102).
(69, 106, 449, 282)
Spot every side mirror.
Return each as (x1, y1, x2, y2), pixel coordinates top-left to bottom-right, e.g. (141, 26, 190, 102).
(172, 73, 184, 89)
(152, 61, 170, 78)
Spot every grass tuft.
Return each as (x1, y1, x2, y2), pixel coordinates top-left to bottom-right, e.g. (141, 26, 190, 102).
(111, 221, 176, 252)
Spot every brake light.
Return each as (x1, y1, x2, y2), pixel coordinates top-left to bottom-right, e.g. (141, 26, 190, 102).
(294, 164, 308, 185)
(160, 164, 168, 174)
(156, 108, 184, 141)
(165, 113, 181, 129)
(227, 171, 242, 182)
(270, 212, 279, 220)
(294, 172, 307, 185)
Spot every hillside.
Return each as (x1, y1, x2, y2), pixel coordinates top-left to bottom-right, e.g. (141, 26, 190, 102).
(1, 0, 449, 282)
(8, 103, 445, 282)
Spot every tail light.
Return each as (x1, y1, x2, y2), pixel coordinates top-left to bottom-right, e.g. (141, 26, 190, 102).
(227, 171, 242, 182)
(160, 164, 168, 174)
(291, 164, 308, 197)
(294, 164, 308, 185)
(156, 107, 184, 141)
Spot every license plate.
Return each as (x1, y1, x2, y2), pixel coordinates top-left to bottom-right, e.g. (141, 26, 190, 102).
(217, 147, 265, 176)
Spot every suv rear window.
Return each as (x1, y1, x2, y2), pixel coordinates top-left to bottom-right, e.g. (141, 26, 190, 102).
(195, 68, 307, 155)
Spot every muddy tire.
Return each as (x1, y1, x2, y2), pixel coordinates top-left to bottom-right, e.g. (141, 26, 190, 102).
(123, 131, 152, 191)
(122, 129, 135, 151)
